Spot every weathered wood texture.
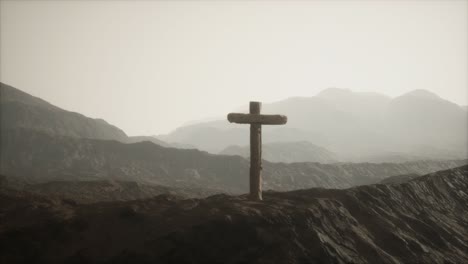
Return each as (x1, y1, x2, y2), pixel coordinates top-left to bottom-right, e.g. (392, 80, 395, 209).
(227, 101, 287, 201)
(227, 113, 287, 125)
(249, 102, 262, 200)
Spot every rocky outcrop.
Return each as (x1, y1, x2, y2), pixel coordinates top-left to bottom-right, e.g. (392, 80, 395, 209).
(1, 166, 466, 263)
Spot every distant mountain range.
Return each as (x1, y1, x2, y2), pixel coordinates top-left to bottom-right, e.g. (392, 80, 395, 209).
(1, 82, 466, 194)
(158, 88, 468, 162)
(2, 128, 466, 194)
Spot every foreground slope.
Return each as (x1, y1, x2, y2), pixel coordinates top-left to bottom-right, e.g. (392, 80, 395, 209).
(0, 166, 466, 263)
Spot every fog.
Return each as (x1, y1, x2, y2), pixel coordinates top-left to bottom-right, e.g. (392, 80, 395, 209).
(1, 0, 467, 135)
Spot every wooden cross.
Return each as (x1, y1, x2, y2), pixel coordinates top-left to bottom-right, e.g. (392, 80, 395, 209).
(227, 101, 287, 200)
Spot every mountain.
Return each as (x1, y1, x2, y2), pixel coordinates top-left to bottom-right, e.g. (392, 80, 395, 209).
(156, 89, 386, 153)
(2, 84, 466, 194)
(312, 88, 391, 125)
(158, 88, 468, 161)
(156, 88, 390, 153)
(0, 82, 171, 147)
(0, 82, 128, 142)
(385, 89, 467, 150)
(2, 128, 466, 194)
(1, 165, 466, 263)
(220, 141, 338, 163)
(126, 136, 171, 147)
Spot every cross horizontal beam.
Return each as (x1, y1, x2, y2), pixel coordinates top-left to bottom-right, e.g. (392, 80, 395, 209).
(227, 113, 287, 125)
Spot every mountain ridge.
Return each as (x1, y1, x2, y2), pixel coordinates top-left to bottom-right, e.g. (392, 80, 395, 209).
(0, 82, 178, 148)
(2, 128, 466, 194)
(1, 82, 129, 142)
(158, 87, 467, 161)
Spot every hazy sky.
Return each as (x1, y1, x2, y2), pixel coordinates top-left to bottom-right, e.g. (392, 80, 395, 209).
(1, 0, 467, 135)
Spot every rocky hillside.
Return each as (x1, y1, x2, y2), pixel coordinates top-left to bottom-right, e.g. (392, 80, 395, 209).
(1, 165, 466, 263)
(0, 176, 221, 203)
(220, 141, 338, 163)
(2, 128, 466, 194)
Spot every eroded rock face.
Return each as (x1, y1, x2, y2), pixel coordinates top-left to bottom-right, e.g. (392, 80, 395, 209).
(1, 166, 467, 263)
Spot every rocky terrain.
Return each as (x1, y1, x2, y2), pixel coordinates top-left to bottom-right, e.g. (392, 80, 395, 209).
(0, 175, 221, 203)
(0, 165, 466, 263)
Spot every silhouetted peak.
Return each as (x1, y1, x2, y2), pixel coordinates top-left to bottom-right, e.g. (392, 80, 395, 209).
(316, 87, 353, 98)
(399, 89, 441, 100)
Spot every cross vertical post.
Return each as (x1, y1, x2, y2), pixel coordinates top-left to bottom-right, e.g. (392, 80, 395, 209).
(249, 102, 262, 200)
(227, 101, 287, 201)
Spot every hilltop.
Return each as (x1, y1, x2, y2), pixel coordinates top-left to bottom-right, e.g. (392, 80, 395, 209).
(1, 165, 467, 263)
